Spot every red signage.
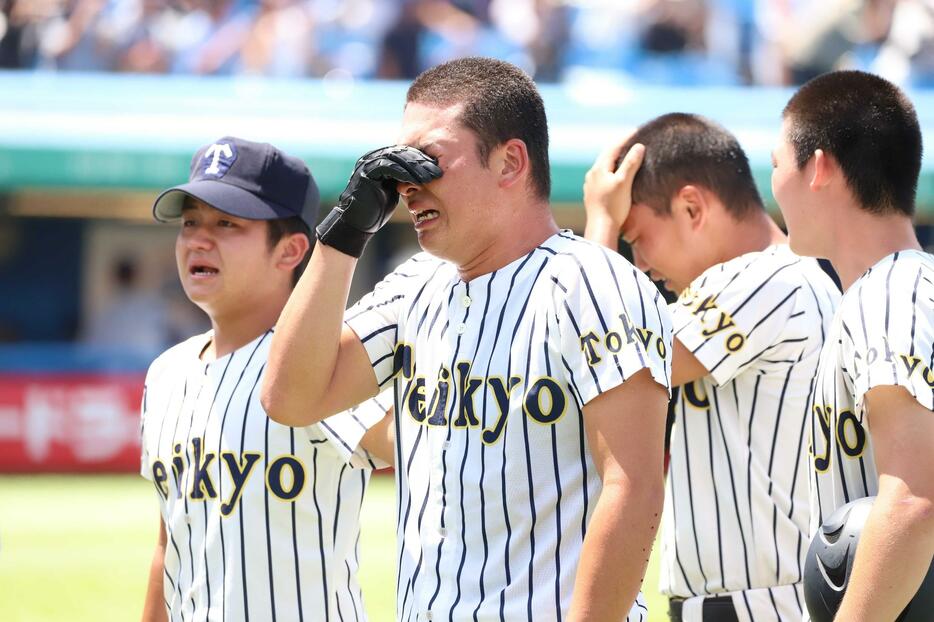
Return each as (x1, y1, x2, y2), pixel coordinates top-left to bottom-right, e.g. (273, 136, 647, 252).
(0, 374, 144, 472)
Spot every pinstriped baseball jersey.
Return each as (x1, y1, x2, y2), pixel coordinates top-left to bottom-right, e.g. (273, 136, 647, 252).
(140, 329, 388, 622)
(344, 231, 673, 622)
(809, 250, 934, 531)
(660, 244, 840, 620)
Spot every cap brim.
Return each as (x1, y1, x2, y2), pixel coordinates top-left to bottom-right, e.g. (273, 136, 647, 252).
(152, 180, 297, 223)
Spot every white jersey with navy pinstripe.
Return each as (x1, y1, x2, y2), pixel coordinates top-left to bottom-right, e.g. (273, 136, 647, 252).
(344, 231, 673, 622)
(661, 244, 840, 620)
(140, 329, 388, 622)
(809, 249, 934, 531)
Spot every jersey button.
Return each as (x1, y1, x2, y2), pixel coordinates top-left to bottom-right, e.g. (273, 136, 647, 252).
(461, 295, 471, 307)
(456, 323, 466, 334)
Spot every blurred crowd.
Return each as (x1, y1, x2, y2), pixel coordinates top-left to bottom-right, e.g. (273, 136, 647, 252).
(0, 0, 932, 86)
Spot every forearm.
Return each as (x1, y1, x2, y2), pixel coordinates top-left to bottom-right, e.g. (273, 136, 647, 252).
(568, 479, 663, 621)
(835, 478, 934, 621)
(583, 215, 622, 251)
(141, 531, 168, 622)
(359, 409, 395, 467)
(262, 244, 356, 425)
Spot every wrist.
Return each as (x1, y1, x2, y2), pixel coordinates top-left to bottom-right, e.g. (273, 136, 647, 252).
(315, 209, 371, 258)
(584, 213, 624, 232)
(583, 216, 624, 249)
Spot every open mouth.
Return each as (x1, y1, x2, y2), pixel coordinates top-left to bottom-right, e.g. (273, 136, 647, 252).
(414, 209, 439, 225)
(190, 265, 219, 276)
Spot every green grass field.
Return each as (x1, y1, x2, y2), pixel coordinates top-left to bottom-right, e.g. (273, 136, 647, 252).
(0, 474, 665, 621)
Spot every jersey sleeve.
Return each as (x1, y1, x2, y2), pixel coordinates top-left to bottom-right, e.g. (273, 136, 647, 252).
(139, 382, 151, 480)
(316, 390, 393, 469)
(139, 352, 168, 481)
(847, 261, 934, 413)
(344, 253, 438, 389)
(555, 249, 672, 407)
(671, 254, 805, 386)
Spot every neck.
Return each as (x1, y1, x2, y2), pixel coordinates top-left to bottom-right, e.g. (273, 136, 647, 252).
(457, 204, 559, 281)
(202, 295, 288, 361)
(827, 210, 920, 290)
(710, 209, 786, 266)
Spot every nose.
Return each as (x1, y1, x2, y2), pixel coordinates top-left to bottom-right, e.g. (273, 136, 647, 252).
(397, 179, 420, 198)
(184, 225, 214, 251)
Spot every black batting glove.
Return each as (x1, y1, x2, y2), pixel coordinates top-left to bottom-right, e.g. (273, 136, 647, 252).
(316, 145, 442, 257)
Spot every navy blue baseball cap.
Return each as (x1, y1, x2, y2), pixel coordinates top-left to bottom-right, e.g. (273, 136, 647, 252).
(153, 136, 319, 230)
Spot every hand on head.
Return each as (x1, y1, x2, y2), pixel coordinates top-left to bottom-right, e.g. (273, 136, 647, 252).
(317, 145, 442, 257)
(583, 137, 646, 233)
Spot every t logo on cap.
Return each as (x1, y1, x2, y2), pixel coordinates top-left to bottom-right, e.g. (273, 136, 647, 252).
(204, 143, 237, 177)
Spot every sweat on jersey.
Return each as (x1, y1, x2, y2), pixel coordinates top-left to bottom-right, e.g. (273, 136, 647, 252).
(660, 244, 840, 621)
(140, 330, 389, 622)
(344, 231, 673, 622)
(809, 250, 934, 530)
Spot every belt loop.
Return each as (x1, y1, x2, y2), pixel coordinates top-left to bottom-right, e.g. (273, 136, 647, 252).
(701, 594, 740, 622)
(668, 597, 684, 622)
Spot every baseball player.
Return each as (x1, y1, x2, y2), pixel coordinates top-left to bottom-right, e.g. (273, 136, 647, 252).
(262, 57, 673, 621)
(772, 70, 934, 621)
(583, 114, 841, 622)
(139, 136, 392, 622)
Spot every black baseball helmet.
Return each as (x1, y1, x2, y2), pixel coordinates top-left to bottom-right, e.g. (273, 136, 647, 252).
(804, 496, 934, 622)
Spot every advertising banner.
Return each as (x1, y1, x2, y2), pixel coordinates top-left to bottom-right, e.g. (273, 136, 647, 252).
(0, 374, 144, 472)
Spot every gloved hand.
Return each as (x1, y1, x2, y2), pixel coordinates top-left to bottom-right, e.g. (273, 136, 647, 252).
(316, 145, 442, 257)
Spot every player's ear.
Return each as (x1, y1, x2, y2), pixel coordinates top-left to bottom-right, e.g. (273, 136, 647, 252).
(810, 149, 834, 191)
(494, 138, 530, 191)
(674, 185, 707, 231)
(276, 232, 311, 272)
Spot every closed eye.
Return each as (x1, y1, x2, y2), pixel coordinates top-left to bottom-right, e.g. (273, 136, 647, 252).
(412, 142, 440, 161)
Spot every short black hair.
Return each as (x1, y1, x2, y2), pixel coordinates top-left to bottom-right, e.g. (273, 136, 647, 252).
(783, 70, 922, 216)
(406, 57, 551, 200)
(622, 113, 763, 219)
(266, 216, 312, 287)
